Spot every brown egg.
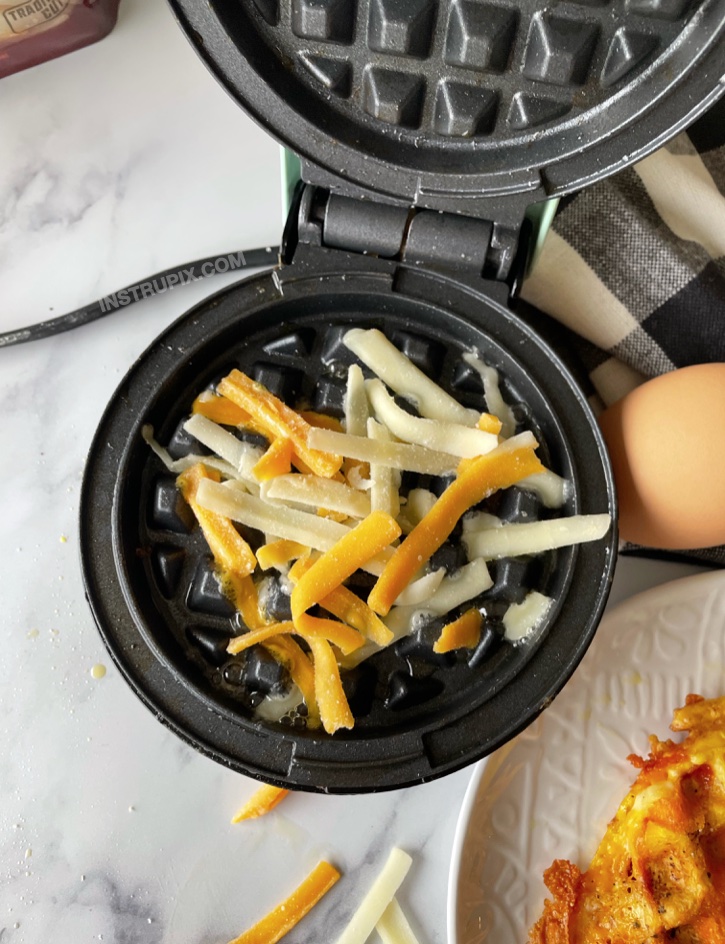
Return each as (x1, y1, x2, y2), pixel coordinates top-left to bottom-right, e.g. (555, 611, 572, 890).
(599, 364, 725, 550)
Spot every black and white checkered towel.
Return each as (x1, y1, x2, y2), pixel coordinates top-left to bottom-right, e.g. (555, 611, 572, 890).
(521, 96, 725, 567)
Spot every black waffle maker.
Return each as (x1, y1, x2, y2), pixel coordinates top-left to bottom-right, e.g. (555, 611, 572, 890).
(80, 0, 725, 792)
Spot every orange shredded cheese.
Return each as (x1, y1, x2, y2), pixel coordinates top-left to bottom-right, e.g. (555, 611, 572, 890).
(433, 608, 483, 653)
(300, 411, 344, 432)
(317, 508, 350, 522)
(256, 539, 309, 571)
(291, 511, 402, 622)
(288, 551, 314, 583)
(227, 860, 341, 944)
(306, 636, 355, 734)
(192, 392, 253, 427)
(262, 635, 319, 727)
(227, 618, 364, 657)
(218, 369, 342, 478)
(177, 464, 257, 577)
(368, 443, 544, 616)
(289, 557, 393, 647)
(222, 572, 265, 629)
(221, 572, 320, 723)
(477, 413, 503, 435)
(252, 438, 293, 482)
(318, 586, 393, 647)
(231, 784, 289, 823)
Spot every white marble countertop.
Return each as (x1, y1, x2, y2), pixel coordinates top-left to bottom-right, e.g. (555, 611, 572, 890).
(0, 2, 711, 942)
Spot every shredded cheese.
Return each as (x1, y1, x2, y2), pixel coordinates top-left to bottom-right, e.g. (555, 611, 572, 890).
(377, 898, 421, 944)
(227, 860, 340, 944)
(397, 488, 437, 534)
(307, 635, 355, 734)
(345, 328, 479, 425)
(334, 847, 413, 944)
(231, 784, 289, 823)
(517, 469, 569, 509)
(367, 378, 498, 457)
(177, 464, 257, 577)
(256, 539, 309, 571)
(433, 608, 482, 653)
(265, 474, 370, 519)
(368, 418, 400, 518)
(346, 462, 372, 491)
(393, 568, 445, 606)
(345, 363, 369, 436)
(291, 511, 402, 621)
(462, 351, 517, 438)
(369, 436, 543, 615)
(417, 560, 493, 615)
(462, 514, 611, 560)
(287, 558, 393, 646)
(142, 425, 241, 480)
(252, 438, 293, 481)
(218, 369, 342, 478)
(192, 391, 260, 431)
(307, 426, 457, 476)
(194, 479, 393, 575)
(503, 591, 553, 643)
(184, 413, 263, 481)
(156, 334, 613, 737)
(227, 618, 364, 657)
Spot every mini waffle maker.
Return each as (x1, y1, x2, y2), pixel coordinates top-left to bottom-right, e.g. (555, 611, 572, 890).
(80, 0, 725, 792)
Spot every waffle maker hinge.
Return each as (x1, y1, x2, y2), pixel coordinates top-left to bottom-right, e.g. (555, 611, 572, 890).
(282, 182, 528, 302)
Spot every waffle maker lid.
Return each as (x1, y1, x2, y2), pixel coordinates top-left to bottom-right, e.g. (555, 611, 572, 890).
(169, 0, 725, 224)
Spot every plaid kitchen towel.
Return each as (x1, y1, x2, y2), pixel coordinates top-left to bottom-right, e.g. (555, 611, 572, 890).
(521, 95, 725, 567)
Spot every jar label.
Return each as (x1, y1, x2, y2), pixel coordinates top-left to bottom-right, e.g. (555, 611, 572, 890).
(3, 0, 71, 34)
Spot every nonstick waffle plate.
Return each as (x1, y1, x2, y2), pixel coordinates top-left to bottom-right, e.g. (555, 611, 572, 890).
(170, 0, 725, 211)
(80, 258, 617, 792)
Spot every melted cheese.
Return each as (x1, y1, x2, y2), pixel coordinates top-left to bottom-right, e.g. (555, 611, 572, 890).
(529, 696, 725, 944)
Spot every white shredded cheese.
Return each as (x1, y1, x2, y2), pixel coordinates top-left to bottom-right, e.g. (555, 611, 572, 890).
(344, 328, 479, 425)
(345, 363, 369, 436)
(377, 898, 420, 944)
(463, 514, 611, 560)
(346, 463, 372, 491)
(484, 429, 537, 454)
(420, 559, 493, 615)
(503, 591, 553, 643)
(264, 474, 370, 519)
(393, 568, 445, 606)
(361, 562, 494, 645)
(368, 418, 400, 518)
(183, 413, 263, 481)
(254, 684, 303, 722)
(462, 351, 517, 438)
(384, 608, 431, 641)
(463, 511, 503, 532)
(307, 427, 457, 475)
(340, 607, 419, 668)
(142, 425, 241, 479)
(405, 489, 437, 526)
(517, 469, 569, 509)
(334, 848, 413, 944)
(195, 479, 392, 575)
(367, 378, 498, 457)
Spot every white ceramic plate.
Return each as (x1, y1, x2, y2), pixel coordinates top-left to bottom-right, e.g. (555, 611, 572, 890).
(447, 570, 725, 944)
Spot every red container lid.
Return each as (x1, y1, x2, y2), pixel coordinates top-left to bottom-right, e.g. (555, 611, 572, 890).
(0, 0, 121, 79)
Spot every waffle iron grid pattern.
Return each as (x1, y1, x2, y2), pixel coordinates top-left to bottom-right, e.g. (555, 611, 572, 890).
(236, 0, 699, 140)
(140, 321, 567, 735)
